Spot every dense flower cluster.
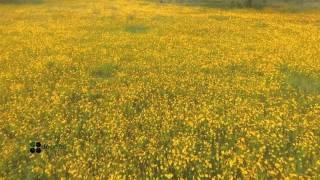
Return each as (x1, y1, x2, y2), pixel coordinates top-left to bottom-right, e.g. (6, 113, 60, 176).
(0, 0, 319, 178)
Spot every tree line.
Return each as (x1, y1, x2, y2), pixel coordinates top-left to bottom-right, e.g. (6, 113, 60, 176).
(157, 0, 313, 8)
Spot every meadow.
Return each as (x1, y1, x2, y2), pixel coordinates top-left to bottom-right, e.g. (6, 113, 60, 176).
(0, 0, 320, 178)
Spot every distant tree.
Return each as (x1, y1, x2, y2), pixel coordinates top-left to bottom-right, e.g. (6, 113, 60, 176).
(246, 0, 253, 7)
(241, 0, 268, 8)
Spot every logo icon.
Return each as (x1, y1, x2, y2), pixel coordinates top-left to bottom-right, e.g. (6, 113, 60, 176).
(29, 141, 42, 153)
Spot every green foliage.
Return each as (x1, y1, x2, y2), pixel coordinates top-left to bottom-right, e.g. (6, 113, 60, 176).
(153, 0, 320, 10)
(281, 65, 320, 94)
(92, 63, 118, 79)
(125, 24, 149, 34)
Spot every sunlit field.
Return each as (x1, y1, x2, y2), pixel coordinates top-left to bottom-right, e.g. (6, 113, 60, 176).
(0, 0, 320, 178)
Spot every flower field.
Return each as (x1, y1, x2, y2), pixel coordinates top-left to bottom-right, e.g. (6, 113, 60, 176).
(0, 0, 320, 178)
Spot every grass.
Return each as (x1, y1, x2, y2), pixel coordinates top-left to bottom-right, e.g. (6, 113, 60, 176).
(281, 65, 320, 94)
(91, 63, 118, 79)
(0, 0, 320, 179)
(124, 24, 149, 34)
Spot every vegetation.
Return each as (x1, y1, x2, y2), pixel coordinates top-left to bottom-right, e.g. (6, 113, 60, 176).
(155, 0, 320, 10)
(0, 0, 320, 178)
